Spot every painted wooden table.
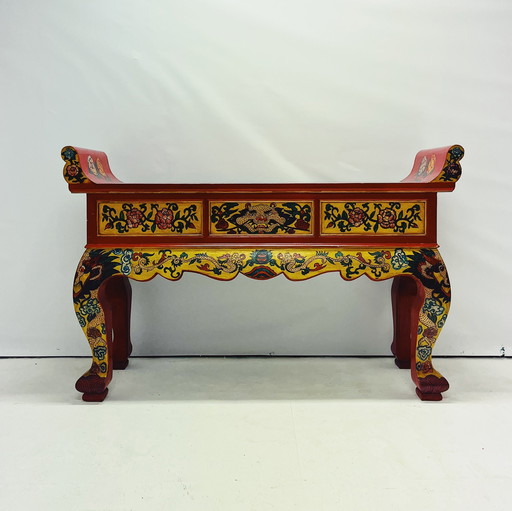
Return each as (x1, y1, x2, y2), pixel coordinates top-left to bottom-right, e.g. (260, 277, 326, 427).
(62, 144, 464, 402)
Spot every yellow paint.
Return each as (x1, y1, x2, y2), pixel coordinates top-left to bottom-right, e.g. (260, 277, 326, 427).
(117, 247, 410, 282)
(74, 247, 450, 382)
(97, 201, 202, 235)
(321, 201, 426, 235)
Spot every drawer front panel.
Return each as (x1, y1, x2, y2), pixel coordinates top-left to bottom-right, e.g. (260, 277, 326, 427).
(210, 201, 313, 235)
(321, 201, 426, 235)
(98, 201, 202, 236)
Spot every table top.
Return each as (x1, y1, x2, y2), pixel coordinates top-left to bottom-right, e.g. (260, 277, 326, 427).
(62, 145, 464, 193)
(62, 144, 463, 249)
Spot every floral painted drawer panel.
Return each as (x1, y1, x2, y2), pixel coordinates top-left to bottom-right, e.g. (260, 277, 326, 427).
(98, 201, 202, 236)
(321, 201, 426, 235)
(210, 201, 313, 235)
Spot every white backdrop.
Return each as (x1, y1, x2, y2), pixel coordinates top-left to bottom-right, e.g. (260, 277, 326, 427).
(1, 0, 511, 357)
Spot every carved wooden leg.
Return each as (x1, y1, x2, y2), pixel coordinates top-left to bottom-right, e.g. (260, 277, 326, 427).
(104, 276, 133, 370)
(73, 283, 113, 401)
(73, 250, 120, 402)
(411, 270, 451, 401)
(390, 275, 418, 369)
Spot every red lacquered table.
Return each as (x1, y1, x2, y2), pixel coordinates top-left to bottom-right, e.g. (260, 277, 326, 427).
(62, 144, 464, 402)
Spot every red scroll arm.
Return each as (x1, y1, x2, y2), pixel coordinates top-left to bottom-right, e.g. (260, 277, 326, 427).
(62, 146, 123, 185)
(401, 145, 464, 184)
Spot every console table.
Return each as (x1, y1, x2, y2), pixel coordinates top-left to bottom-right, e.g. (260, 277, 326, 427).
(62, 144, 464, 402)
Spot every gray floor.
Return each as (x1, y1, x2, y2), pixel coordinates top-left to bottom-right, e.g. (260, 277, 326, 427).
(1, 357, 511, 510)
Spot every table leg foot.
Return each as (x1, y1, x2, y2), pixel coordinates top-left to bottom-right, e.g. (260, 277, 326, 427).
(75, 370, 109, 394)
(415, 374, 449, 401)
(76, 372, 109, 402)
(83, 389, 109, 402)
(416, 388, 442, 401)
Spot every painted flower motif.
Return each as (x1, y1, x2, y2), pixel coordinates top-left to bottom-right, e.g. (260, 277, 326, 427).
(424, 327, 438, 339)
(98, 362, 107, 374)
(422, 298, 444, 317)
(391, 249, 408, 270)
(67, 165, 79, 177)
(417, 345, 432, 361)
(155, 208, 174, 229)
(93, 345, 107, 361)
(417, 361, 433, 373)
(295, 218, 310, 230)
(79, 298, 101, 317)
(87, 327, 102, 339)
(215, 218, 229, 230)
(348, 207, 367, 227)
(126, 208, 144, 229)
(62, 147, 77, 160)
(377, 208, 396, 229)
(75, 312, 86, 327)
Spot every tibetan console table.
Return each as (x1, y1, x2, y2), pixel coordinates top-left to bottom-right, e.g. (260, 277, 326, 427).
(62, 144, 464, 402)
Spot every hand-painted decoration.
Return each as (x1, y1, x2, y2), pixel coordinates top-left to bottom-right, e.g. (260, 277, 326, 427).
(402, 145, 464, 183)
(99, 201, 202, 235)
(322, 201, 425, 235)
(62, 146, 122, 184)
(73, 247, 450, 401)
(210, 202, 313, 235)
(62, 143, 464, 403)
